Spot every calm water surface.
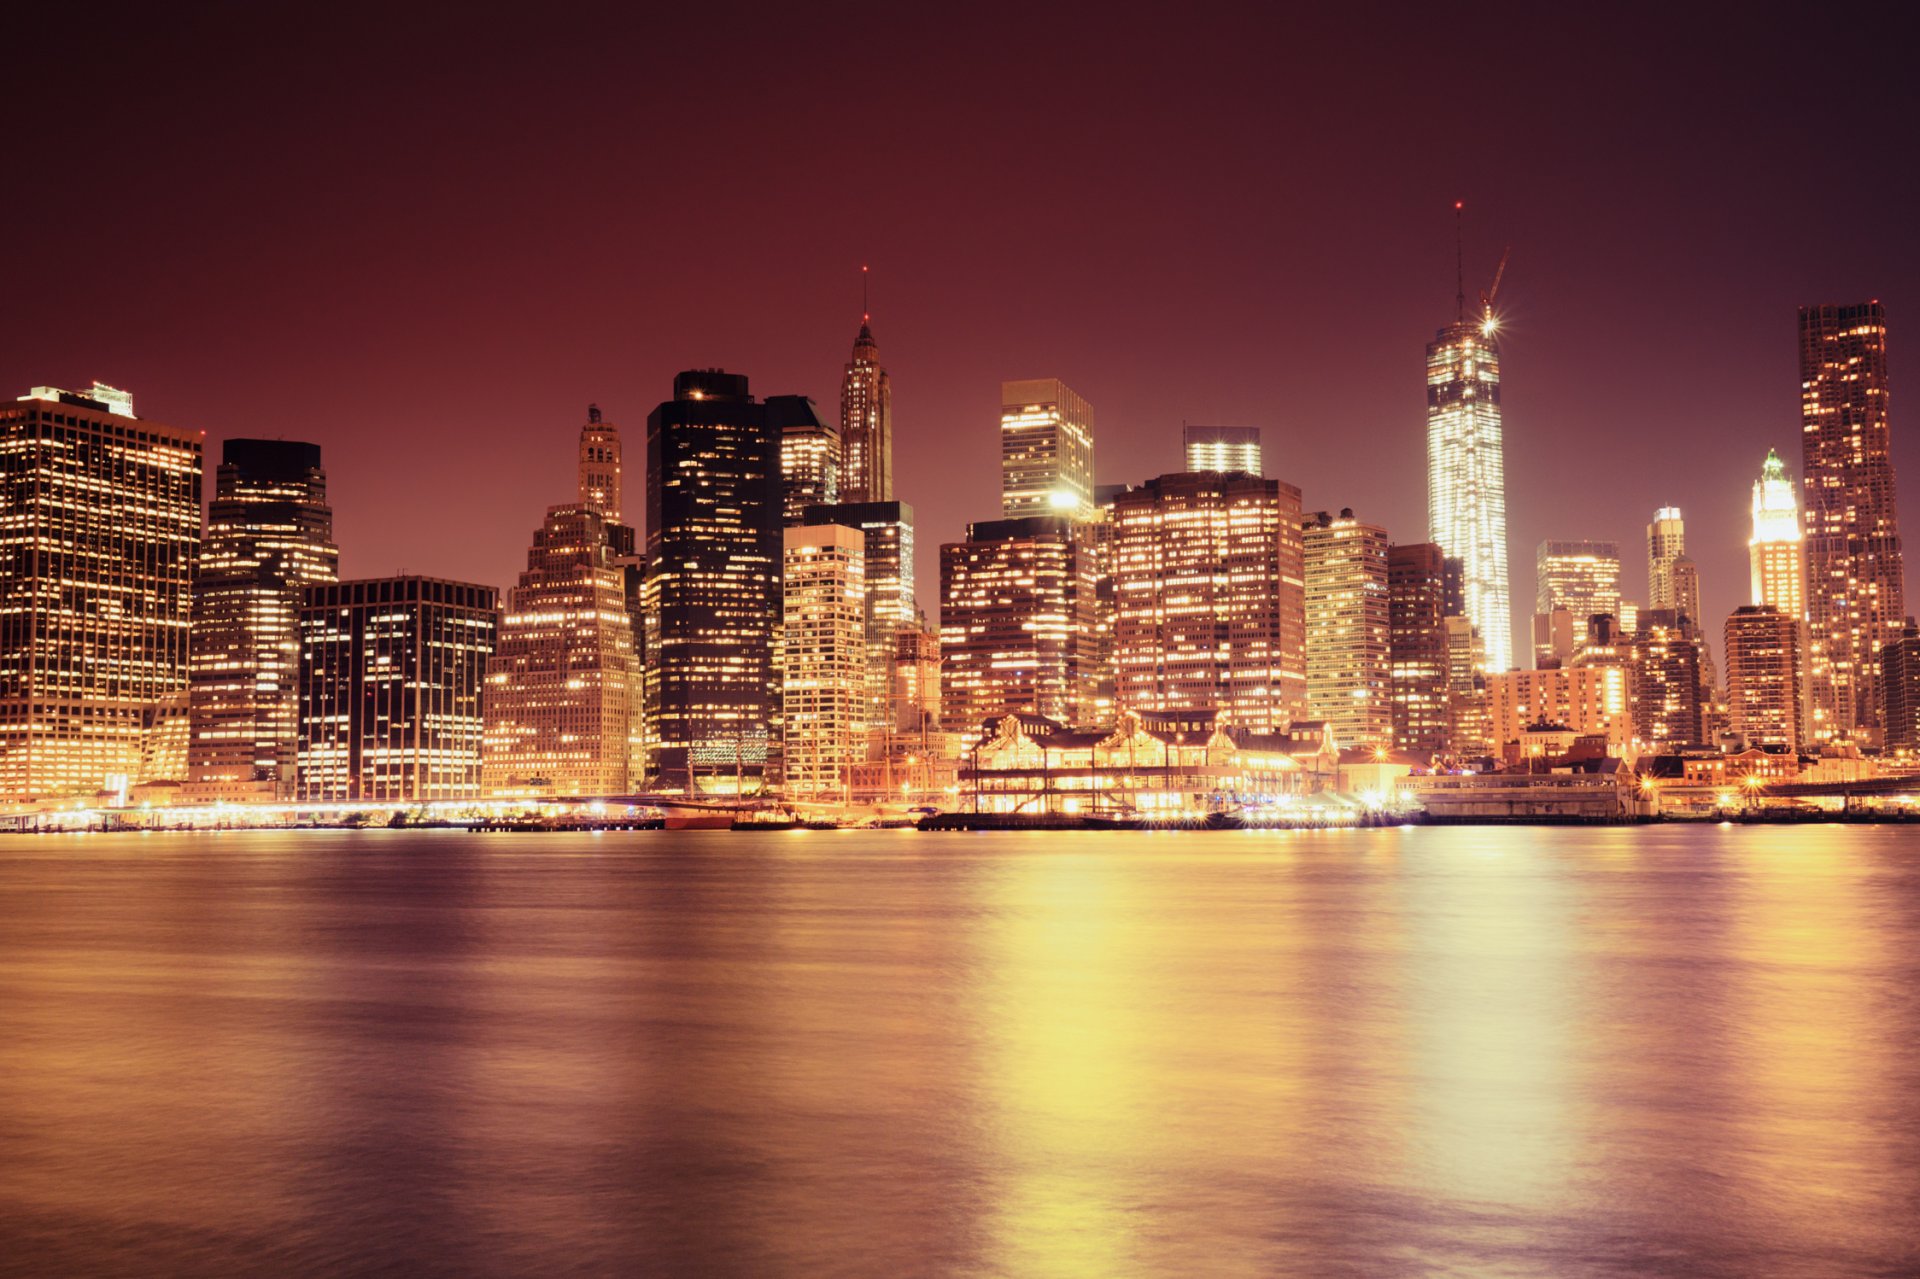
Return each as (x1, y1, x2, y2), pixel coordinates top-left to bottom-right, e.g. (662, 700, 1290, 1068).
(2, 827, 1918, 1277)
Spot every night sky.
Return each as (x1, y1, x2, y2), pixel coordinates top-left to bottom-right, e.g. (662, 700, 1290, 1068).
(6, 6, 1916, 652)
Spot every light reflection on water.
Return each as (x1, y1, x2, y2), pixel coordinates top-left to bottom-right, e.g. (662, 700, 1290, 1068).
(1, 827, 1917, 1277)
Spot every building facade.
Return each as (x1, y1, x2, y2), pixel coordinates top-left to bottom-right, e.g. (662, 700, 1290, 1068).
(1724, 605, 1805, 751)
(1485, 666, 1634, 754)
(644, 370, 783, 791)
(773, 394, 838, 527)
(1109, 471, 1306, 732)
(1646, 507, 1692, 616)
(0, 384, 202, 800)
(1427, 314, 1511, 673)
(802, 501, 915, 748)
(1536, 540, 1622, 629)
(1800, 302, 1904, 741)
(188, 439, 339, 800)
(1750, 447, 1806, 617)
(298, 577, 497, 802)
(1632, 610, 1705, 748)
(1388, 542, 1451, 756)
(1000, 378, 1094, 521)
(1182, 425, 1262, 475)
(782, 525, 867, 800)
(839, 318, 892, 504)
(939, 516, 1093, 733)
(1882, 621, 1920, 753)
(1304, 508, 1391, 746)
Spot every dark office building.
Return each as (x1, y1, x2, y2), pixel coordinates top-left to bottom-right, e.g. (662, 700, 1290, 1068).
(770, 394, 838, 527)
(188, 439, 339, 800)
(644, 369, 783, 790)
(1882, 620, 1920, 753)
(297, 576, 497, 802)
(1388, 542, 1450, 756)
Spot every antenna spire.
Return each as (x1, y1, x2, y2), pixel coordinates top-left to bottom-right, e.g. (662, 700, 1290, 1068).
(1453, 201, 1465, 323)
(861, 263, 870, 324)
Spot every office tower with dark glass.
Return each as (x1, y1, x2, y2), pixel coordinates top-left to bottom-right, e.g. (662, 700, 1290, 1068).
(1427, 299, 1512, 672)
(1182, 425, 1262, 476)
(297, 577, 497, 801)
(483, 407, 645, 797)
(1800, 302, 1904, 741)
(773, 394, 838, 526)
(0, 384, 202, 800)
(940, 516, 1093, 734)
(188, 439, 339, 800)
(644, 370, 783, 791)
(1109, 471, 1305, 732)
(1000, 379, 1095, 520)
(1388, 543, 1451, 756)
(839, 312, 891, 504)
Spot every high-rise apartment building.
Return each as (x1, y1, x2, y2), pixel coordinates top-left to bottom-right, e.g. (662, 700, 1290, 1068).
(1182, 425, 1262, 476)
(1800, 302, 1904, 740)
(1108, 471, 1305, 732)
(1304, 508, 1391, 745)
(774, 394, 838, 526)
(940, 516, 1093, 734)
(644, 370, 783, 791)
(483, 409, 644, 796)
(1750, 448, 1807, 617)
(839, 316, 891, 504)
(188, 439, 338, 800)
(782, 525, 867, 799)
(1388, 543, 1451, 756)
(1427, 309, 1512, 672)
(1631, 610, 1705, 748)
(1724, 605, 1805, 751)
(1000, 379, 1094, 521)
(0, 384, 202, 800)
(1882, 621, 1920, 753)
(297, 577, 497, 801)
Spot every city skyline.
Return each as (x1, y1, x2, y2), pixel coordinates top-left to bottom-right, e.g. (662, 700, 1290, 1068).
(4, 10, 1913, 662)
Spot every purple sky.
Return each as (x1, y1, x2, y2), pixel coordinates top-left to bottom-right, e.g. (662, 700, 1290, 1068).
(5, 6, 1915, 655)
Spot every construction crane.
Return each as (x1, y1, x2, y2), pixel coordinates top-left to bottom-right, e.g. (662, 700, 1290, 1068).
(1479, 246, 1511, 335)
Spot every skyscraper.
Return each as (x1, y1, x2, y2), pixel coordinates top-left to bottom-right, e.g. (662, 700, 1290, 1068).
(644, 370, 783, 791)
(774, 394, 838, 526)
(1182, 425, 1262, 476)
(483, 409, 645, 796)
(1388, 543, 1451, 756)
(1800, 302, 1904, 740)
(782, 525, 867, 800)
(803, 500, 916, 753)
(1882, 621, 1920, 753)
(1632, 611, 1705, 748)
(1724, 605, 1805, 750)
(940, 516, 1092, 733)
(1427, 300, 1512, 671)
(0, 384, 202, 800)
(1109, 470, 1305, 732)
(839, 311, 891, 504)
(1646, 507, 1690, 616)
(297, 577, 497, 802)
(1303, 508, 1391, 745)
(1750, 447, 1806, 617)
(188, 439, 339, 800)
(1534, 539, 1622, 666)
(1001, 379, 1095, 521)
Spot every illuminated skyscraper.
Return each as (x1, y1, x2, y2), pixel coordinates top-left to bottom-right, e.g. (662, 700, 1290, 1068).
(940, 516, 1093, 733)
(1304, 508, 1391, 745)
(1724, 605, 1804, 750)
(1646, 507, 1691, 616)
(1388, 543, 1451, 756)
(1427, 308, 1512, 671)
(1485, 666, 1633, 754)
(803, 501, 915, 742)
(774, 394, 838, 526)
(1001, 378, 1094, 521)
(1750, 448, 1806, 617)
(1182, 425, 1262, 476)
(297, 577, 497, 801)
(1109, 471, 1305, 732)
(1631, 610, 1705, 747)
(644, 370, 783, 791)
(1883, 622, 1920, 753)
(1536, 540, 1623, 625)
(1800, 302, 1905, 740)
(0, 384, 202, 800)
(782, 525, 866, 799)
(188, 439, 338, 800)
(483, 409, 644, 796)
(839, 311, 891, 504)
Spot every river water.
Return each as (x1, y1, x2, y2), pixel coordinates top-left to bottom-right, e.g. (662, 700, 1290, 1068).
(1, 827, 1917, 1277)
